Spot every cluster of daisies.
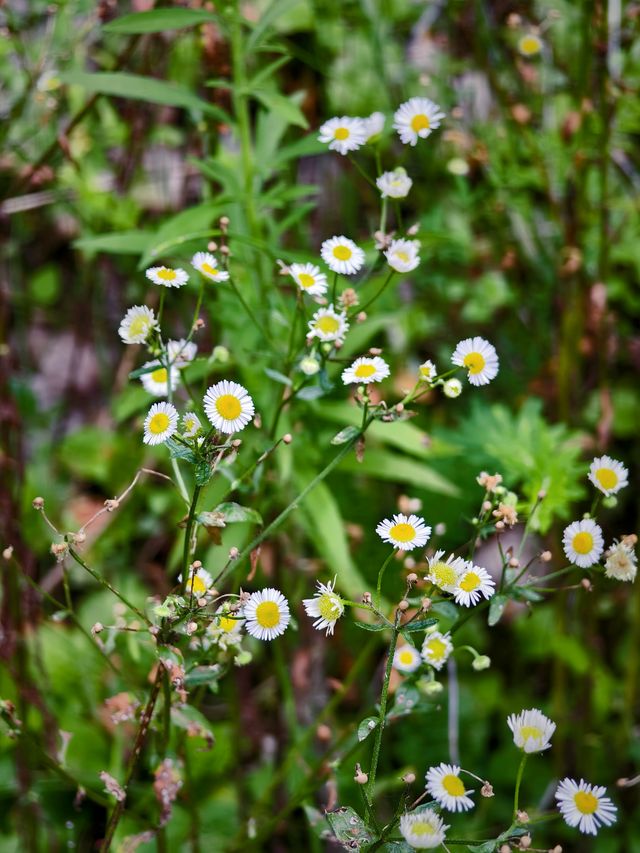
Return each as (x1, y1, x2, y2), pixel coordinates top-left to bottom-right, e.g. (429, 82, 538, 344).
(398, 709, 616, 849)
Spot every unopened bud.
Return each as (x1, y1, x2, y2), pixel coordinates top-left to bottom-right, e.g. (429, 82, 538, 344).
(192, 560, 203, 570)
(207, 241, 218, 252)
(316, 724, 331, 742)
(407, 223, 420, 236)
(537, 489, 546, 500)
(402, 772, 416, 784)
(220, 244, 230, 255)
(50, 542, 69, 562)
(356, 312, 367, 323)
(509, 558, 519, 568)
(541, 550, 552, 562)
(362, 592, 372, 605)
(369, 347, 382, 356)
(92, 622, 104, 635)
(481, 781, 494, 797)
(219, 215, 230, 230)
(186, 621, 198, 635)
(581, 578, 592, 591)
(421, 597, 432, 611)
(2, 546, 13, 561)
(395, 403, 404, 414)
(229, 547, 240, 560)
(32, 497, 45, 510)
(482, 501, 492, 512)
(500, 846, 511, 853)
(194, 317, 205, 330)
(517, 811, 530, 824)
(422, 680, 443, 696)
(282, 433, 292, 444)
(407, 573, 418, 584)
(519, 835, 532, 849)
(549, 846, 562, 853)
(354, 764, 368, 785)
(398, 599, 409, 611)
(495, 520, 505, 530)
(472, 655, 491, 671)
(73, 531, 86, 544)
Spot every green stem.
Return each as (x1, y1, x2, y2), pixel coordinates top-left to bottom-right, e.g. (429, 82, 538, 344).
(180, 484, 202, 594)
(67, 547, 150, 625)
(513, 753, 528, 820)
(351, 270, 395, 318)
(366, 610, 401, 797)
(375, 550, 397, 609)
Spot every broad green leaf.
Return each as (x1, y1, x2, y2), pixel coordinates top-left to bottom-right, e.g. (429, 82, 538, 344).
(401, 617, 438, 633)
(246, 0, 306, 51)
(339, 448, 459, 497)
(139, 202, 225, 268)
(74, 230, 152, 255)
(264, 367, 293, 387)
(103, 8, 217, 34)
(325, 807, 375, 846)
(357, 716, 378, 742)
(488, 594, 508, 626)
(184, 665, 223, 687)
(513, 586, 544, 602)
(165, 439, 198, 464)
(212, 502, 263, 525)
(353, 620, 387, 632)
(195, 460, 213, 486)
(253, 88, 308, 129)
(430, 600, 459, 621)
(331, 426, 360, 446)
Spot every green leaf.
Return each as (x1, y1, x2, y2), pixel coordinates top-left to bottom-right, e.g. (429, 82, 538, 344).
(139, 201, 225, 268)
(246, 0, 305, 51)
(357, 716, 378, 742)
(165, 439, 197, 464)
(103, 8, 217, 34)
(212, 502, 263, 525)
(430, 601, 459, 621)
(402, 618, 438, 633)
(468, 842, 497, 853)
(513, 586, 544, 602)
(325, 807, 375, 846)
(128, 363, 162, 380)
(331, 426, 360, 446)
(353, 620, 386, 632)
(488, 594, 508, 626)
(184, 665, 223, 687)
(253, 88, 308, 128)
(264, 367, 293, 387)
(339, 448, 459, 497)
(195, 460, 213, 486)
(74, 230, 152, 255)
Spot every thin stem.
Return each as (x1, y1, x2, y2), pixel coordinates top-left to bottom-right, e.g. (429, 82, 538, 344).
(352, 270, 395, 318)
(375, 550, 397, 609)
(513, 753, 528, 820)
(180, 485, 202, 594)
(67, 547, 150, 625)
(366, 610, 401, 797)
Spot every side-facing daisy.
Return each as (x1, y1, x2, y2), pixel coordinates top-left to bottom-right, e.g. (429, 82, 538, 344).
(191, 251, 230, 282)
(145, 265, 189, 288)
(563, 519, 604, 568)
(317, 116, 367, 155)
(507, 708, 555, 753)
(182, 412, 202, 439)
(302, 579, 344, 636)
(289, 262, 328, 297)
(321, 236, 365, 275)
(385, 238, 421, 273)
(399, 810, 449, 850)
(342, 356, 390, 385)
(393, 97, 446, 146)
(167, 338, 197, 367)
(426, 763, 475, 812)
(443, 378, 462, 398)
(244, 588, 291, 640)
(118, 305, 156, 344)
(203, 380, 255, 434)
(518, 33, 543, 57)
(421, 631, 453, 671)
(183, 566, 214, 597)
(376, 513, 431, 551)
(588, 455, 628, 496)
(425, 550, 468, 593)
(393, 644, 422, 674)
(604, 538, 637, 582)
(453, 565, 495, 607)
(143, 402, 178, 446)
(208, 604, 244, 650)
(362, 111, 385, 142)
(307, 305, 349, 343)
(419, 360, 437, 382)
(376, 167, 413, 199)
(555, 778, 617, 836)
(140, 360, 180, 397)
(451, 337, 499, 386)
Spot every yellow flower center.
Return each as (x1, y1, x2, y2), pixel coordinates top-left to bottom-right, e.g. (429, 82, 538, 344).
(332, 244, 352, 261)
(395, 251, 410, 262)
(149, 412, 169, 434)
(215, 394, 242, 420)
(317, 593, 341, 621)
(389, 523, 416, 543)
(399, 649, 415, 665)
(420, 365, 433, 377)
(572, 532, 594, 555)
(411, 820, 435, 837)
(201, 262, 218, 275)
(129, 316, 149, 337)
(425, 638, 447, 660)
(157, 268, 177, 281)
(463, 352, 486, 374)
(255, 601, 280, 628)
(459, 571, 480, 592)
(442, 774, 465, 797)
(520, 35, 541, 56)
(574, 791, 598, 815)
(432, 562, 457, 587)
(151, 368, 168, 383)
(411, 113, 430, 133)
(298, 272, 315, 289)
(190, 574, 207, 594)
(520, 725, 543, 742)
(184, 417, 196, 432)
(595, 468, 617, 490)
(316, 315, 340, 334)
(334, 127, 349, 140)
(218, 614, 236, 632)
(354, 363, 376, 378)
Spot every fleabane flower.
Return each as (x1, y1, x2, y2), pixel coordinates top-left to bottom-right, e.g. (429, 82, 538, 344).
(140, 360, 180, 397)
(289, 262, 328, 297)
(453, 565, 495, 607)
(191, 251, 230, 282)
(604, 539, 637, 582)
(425, 550, 468, 593)
(302, 579, 344, 636)
(167, 338, 197, 367)
(182, 412, 202, 439)
(143, 402, 178, 446)
(321, 236, 365, 275)
(307, 305, 349, 343)
(145, 265, 189, 288)
(399, 810, 449, 849)
(507, 708, 555, 753)
(452, 337, 499, 386)
(426, 763, 475, 812)
(419, 360, 437, 382)
(208, 604, 244, 649)
(393, 96, 445, 146)
(588, 455, 628, 496)
(563, 519, 604, 568)
(421, 631, 453, 671)
(518, 33, 543, 57)
(376, 167, 413, 199)
(118, 305, 156, 344)
(363, 111, 385, 142)
(554, 778, 617, 836)
(385, 238, 421, 273)
(393, 643, 422, 674)
(244, 588, 291, 640)
(183, 566, 214, 597)
(376, 513, 431, 551)
(342, 356, 390, 385)
(317, 116, 367, 155)
(203, 380, 255, 434)
(443, 378, 462, 398)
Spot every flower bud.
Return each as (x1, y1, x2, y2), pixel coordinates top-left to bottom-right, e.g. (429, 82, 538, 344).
(541, 550, 552, 562)
(32, 497, 45, 510)
(282, 433, 292, 444)
(481, 781, 494, 797)
(402, 772, 416, 784)
(407, 573, 418, 584)
(398, 599, 409, 611)
(316, 724, 332, 742)
(472, 655, 491, 671)
(2, 546, 14, 561)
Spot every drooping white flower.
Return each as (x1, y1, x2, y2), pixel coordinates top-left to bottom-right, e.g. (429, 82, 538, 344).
(425, 763, 475, 812)
(307, 305, 349, 343)
(418, 360, 437, 382)
(118, 305, 156, 344)
(563, 519, 604, 568)
(451, 337, 499, 386)
(393, 644, 422, 674)
(320, 236, 365, 275)
(393, 97, 446, 146)
(385, 238, 421, 273)
(421, 631, 453, 671)
(302, 579, 344, 636)
(182, 412, 202, 439)
(167, 338, 198, 367)
(244, 588, 291, 640)
(453, 565, 495, 607)
(191, 251, 230, 282)
(203, 380, 255, 435)
(376, 167, 413, 199)
(399, 810, 449, 849)
(555, 777, 617, 836)
(317, 116, 367, 155)
(289, 262, 328, 297)
(587, 455, 628, 496)
(362, 111, 385, 142)
(145, 265, 189, 288)
(604, 539, 637, 582)
(139, 360, 180, 397)
(207, 604, 244, 649)
(376, 513, 431, 551)
(341, 356, 390, 385)
(143, 402, 178, 446)
(507, 708, 556, 753)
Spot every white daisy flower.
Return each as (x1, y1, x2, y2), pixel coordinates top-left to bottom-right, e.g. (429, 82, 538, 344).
(320, 236, 365, 275)
(167, 338, 198, 367)
(302, 578, 344, 636)
(203, 380, 255, 434)
(453, 565, 495, 607)
(393, 644, 422, 674)
(555, 777, 617, 836)
(376, 513, 431, 551)
(182, 412, 202, 439)
(588, 455, 628, 496)
(118, 305, 156, 344)
(518, 34, 543, 57)
(604, 539, 637, 582)
(307, 304, 349, 343)
(443, 378, 462, 398)
(399, 810, 449, 849)
(145, 265, 189, 288)
(143, 402, 178, 446)
(426, 763, 475, 812)
(385, 238, 421, 273)
(451, 337, 499, 386)
(191, 251, 230, 282)
(507, 708, 556, 753)
(289, 262, 328, 297)
(421, 631, 454, 671)
(393, 97, 446, 147)
(183, 566, 214, 597)
(419, 360, 437, 381)
(139, 360, 180, 397)
(563, 519, 604, 568)
(425, 550, 468, 593)
(244, 588, 291, 641)
(377, 167, 413, 199)
(342, 356, 390, 385)
(207, 604, 244, 649)
(317, 116, 367, 155)
(363, 111, 385, 141)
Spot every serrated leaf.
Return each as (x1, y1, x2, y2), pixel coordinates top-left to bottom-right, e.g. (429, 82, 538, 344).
(401, 617, 439, 633)
(331, 426, 360, 446)
(264, 367, 293, 386)
(357, 716, 378, 742)
(103, 8, 217, 34)
(325, 807, 375, 845)
(165, 439, 198, 464)
(488, 594, 508, 626)
(212, 502, 263, 525)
